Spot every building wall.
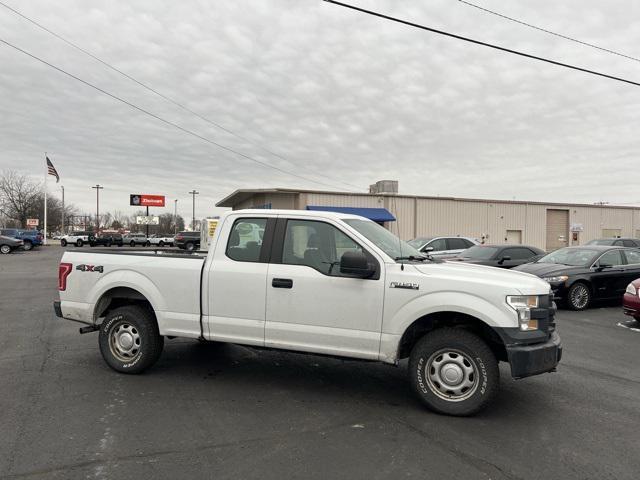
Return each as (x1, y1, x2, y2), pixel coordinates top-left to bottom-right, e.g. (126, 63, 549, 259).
(230, 191, 640, 250)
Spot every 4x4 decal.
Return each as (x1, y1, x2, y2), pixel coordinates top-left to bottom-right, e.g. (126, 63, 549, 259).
(76, 264, 104, 273)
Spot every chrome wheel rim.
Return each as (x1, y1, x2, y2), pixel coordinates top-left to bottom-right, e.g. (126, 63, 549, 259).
(571, 285, 589, 309)
(425, 349, 478, 402)
(109, 322, 141, 362)
(1, 245, 10, 254)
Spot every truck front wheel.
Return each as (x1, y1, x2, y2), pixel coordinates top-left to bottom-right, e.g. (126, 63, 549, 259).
(98, 306, 164, 374)
(409, 328, 499, 416)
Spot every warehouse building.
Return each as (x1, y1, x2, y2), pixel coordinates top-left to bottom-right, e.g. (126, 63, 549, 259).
(216, 181, 640, 251)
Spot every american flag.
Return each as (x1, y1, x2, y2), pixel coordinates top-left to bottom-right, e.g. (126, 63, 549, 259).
(46, 156, 59, 183)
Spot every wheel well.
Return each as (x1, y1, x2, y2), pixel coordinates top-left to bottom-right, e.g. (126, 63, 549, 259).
(94, 287, 155, 324)
(397, 312, 507, 362)
(569, 279, 592, 293)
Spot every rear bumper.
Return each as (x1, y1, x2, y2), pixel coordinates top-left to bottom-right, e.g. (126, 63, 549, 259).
(506, 331, 562, 379)
(53, 300, 62, 318)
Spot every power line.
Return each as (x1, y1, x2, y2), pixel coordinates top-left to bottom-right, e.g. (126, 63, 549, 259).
(0, 0, 363, 192)
(323, 0, 640, 88)
(457, 0, 640, 64)
(0, 36, 355, 191)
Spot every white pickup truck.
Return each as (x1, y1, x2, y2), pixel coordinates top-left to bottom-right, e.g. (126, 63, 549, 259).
(54, 209, 561, 415)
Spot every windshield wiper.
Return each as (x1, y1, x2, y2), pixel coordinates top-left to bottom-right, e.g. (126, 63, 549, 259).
(394, 255, 430, 262)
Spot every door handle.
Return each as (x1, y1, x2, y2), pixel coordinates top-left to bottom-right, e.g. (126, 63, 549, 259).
(272, 278, 293, 289)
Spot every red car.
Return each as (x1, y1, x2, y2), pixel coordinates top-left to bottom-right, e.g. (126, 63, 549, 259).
(623, 278, 640, 321)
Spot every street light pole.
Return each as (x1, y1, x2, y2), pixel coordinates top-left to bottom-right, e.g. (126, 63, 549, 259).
(174, 199, 178, 234)
(189, 190, 199, 231)
(92, 185, 103, 232)
(61, 185, 65, 234)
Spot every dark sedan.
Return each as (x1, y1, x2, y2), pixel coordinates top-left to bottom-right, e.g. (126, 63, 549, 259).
(174, 231, 200, 251)
(447, 244, 545, 268)
(89, 233, 124, 247)
(513, 246, 640, 310)
(586, 238, 640, 247)
(0, 235, 23, 254)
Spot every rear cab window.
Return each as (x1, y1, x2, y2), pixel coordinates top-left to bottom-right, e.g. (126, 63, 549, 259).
(226, 218, 267, 262)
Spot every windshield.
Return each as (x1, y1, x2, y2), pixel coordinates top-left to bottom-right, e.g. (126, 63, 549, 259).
(344, 219, 423, 260)
(537, 248, 598, 267)
(459, 246, 498, 259)
(407, 237, 432, 248)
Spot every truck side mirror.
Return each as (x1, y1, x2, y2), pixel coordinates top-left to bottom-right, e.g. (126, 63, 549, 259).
(423, 246, 434, 252)
(498, 255, 511, 264)
(340, 251, 375, 278)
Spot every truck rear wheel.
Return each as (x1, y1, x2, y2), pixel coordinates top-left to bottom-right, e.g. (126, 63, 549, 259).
(98, 306, 164, 374)
(408, 328, 499, 416)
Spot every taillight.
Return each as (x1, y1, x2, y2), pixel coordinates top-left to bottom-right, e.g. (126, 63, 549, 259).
(59, 263, 72, 291)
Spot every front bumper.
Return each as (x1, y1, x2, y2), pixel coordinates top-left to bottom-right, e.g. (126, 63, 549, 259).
(622, 293, 640, 318)
(506, 331, 562, 379)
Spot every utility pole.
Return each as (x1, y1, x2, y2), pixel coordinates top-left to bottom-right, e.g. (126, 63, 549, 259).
(61, 185, 65, 234)
(189, 190, 199, 231)
(92, 185, 103, 232)
(174, 199, 178, 234)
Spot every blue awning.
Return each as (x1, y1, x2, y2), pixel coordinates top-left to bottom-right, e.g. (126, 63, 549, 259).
(306, 206, 396, 222)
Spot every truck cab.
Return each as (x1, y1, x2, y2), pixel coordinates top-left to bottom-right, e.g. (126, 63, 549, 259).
(54, 209, 561, 416)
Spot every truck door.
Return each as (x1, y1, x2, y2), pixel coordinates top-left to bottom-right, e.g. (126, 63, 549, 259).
(206, 217, 274, 346)
(265, 218, 385, 360)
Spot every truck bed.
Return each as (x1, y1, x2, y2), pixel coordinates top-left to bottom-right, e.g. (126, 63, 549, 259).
(59, 249, 206, 338)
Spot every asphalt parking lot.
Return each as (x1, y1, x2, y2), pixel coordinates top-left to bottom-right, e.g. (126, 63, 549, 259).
(1, 246, 639, 480)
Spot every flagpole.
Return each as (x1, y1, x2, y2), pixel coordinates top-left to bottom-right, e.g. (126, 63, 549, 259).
(43, 152, 48, 245)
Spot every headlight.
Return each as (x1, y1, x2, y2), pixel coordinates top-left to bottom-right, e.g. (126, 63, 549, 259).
(506, 295, 539, 331)
(542, 275, 568, 283)
(626, 283, 638, 296)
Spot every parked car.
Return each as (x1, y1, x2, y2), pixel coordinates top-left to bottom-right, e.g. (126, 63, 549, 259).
(123, 232, 148, 247)
(513, 246, 640, 310)
(0, 235, 23, 254)
(89, 233, 124, 247)
(448, 244, 545, 268)
(60, 231, 92, 247)
(586, 238, 640, 247)
(54, 209, 561, 416)
(147, 234, 174, 247)
(0, 228, 43, 251)
(622, 278, 640, 322)
(407, 236, 478, 259)
(174, 231, 200, 251)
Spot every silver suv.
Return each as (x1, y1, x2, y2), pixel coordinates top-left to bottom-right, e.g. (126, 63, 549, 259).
(407, 236, 478, 259)
(123, 232, 148, 247)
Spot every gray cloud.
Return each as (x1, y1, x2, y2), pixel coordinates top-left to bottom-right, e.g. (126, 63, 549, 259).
(1, 0, 639, 220)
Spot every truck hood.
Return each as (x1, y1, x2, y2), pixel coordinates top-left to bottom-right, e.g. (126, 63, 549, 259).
(411, 261, 549, 294)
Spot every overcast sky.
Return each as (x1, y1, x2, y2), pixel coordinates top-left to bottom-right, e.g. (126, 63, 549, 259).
(1, 0, 639, 220)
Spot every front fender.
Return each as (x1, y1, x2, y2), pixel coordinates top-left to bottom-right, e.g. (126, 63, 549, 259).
(384, 291, 516, 336)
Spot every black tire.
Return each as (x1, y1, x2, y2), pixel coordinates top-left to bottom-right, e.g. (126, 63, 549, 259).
(185, 242, 195, 251)
(76, 239, 83, 247)
(567, 282, 591, 310)
(409, 328, 499, 416)
(98, 305, 164, 374)
(0, 244, 11, 254)
(158, 241, 165, 247)
(60, 239, 67, 247)
(130, 241, 136, 247)
(22, 241, 33, 251)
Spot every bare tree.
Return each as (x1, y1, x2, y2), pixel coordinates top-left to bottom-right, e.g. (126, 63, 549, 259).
(0, 170, 41, 227)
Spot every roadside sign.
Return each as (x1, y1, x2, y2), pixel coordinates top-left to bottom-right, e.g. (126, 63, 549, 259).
(208, 220, 218, 237)
(136, 216, 159, 225)
(130, 194, 165, 207)
(570, 223, 584, 232)
(26, 218, 39, 227)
